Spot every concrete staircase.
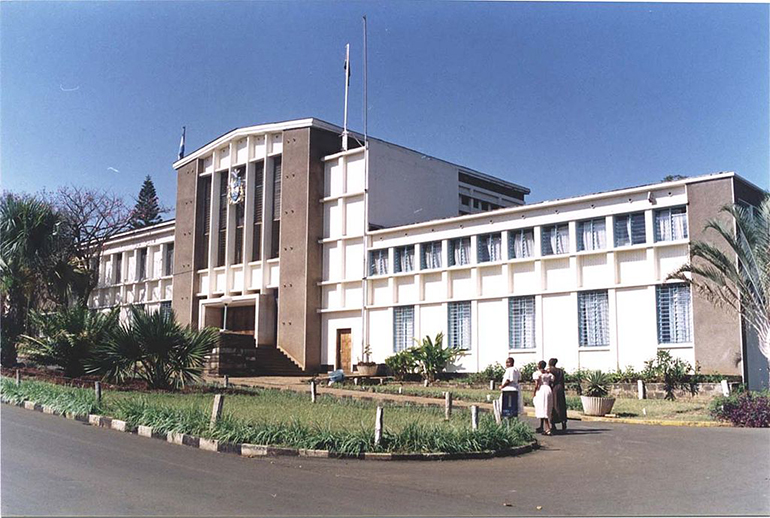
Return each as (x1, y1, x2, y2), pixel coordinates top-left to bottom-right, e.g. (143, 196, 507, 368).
(204, 331, 305, 377)
(252, 346, 305, 376)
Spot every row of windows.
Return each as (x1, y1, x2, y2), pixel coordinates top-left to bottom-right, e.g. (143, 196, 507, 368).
(111, 244, 174, 285)
(459, 194, 503, 212)
(196, 157, 282, 270)
(391, 285, 692, 352)
(370, 207, 689, 275)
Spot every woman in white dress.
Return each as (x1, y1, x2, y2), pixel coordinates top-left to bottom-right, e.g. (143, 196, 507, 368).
(532, 360, 554, 435)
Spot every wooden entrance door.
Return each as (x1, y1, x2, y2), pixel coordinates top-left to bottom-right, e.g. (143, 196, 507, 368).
(336, 329, 352, 373)
(225, 305, 256, 335)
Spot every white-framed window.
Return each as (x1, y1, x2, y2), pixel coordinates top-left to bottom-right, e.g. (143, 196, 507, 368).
(369, 249, 388, 276)
(393, 306, 415, 352)
(394, 245, 415, 273)
(164, 244, 174, 277)
(578, 290, 609, 347)
(448, 301, 472, 350)
(614, 212, 646, 247)
(577, 218, 606, 252)
(656, 284, 692, 344)
(654, 206, 688, 242)
(160, 300, 172, 317)
(114, 253, 123, 284)
(421, 241, 442, 270)
(138, 248, 148, 281)
(477, 233, 502, 262)
(542, 224, 569, 256)
(509, 296, 536, 349)
(448, 237, 471, 266)
(509, 228, 534, 259)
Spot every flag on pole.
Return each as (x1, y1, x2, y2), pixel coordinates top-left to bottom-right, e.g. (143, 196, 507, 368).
(344, 53, 351, 86)
(178, 126, 186, 160)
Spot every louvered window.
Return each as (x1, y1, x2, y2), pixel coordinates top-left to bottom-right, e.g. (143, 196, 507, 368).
(270, 157, 282, 259)
(448, 237, 471, 266)
(578, 290, 609, 347)
(656, 284, 692, 344)
(217, 171, 228, 267)
(654, 206, 688, 242)
(393, 306, 414, 352)
(614, 213, 646, 247)
(542, 224, 569, 256)
(369, 249, 388, 276)
(232, 168, 245, 265)
(577, 218, 606, 252)
(420, 241, 442, 270)
(509, 296, 536, 349)
(160, 300, 172, 317)
(448, 301, 472, 350)
(477, 233, 502, 262)
(394, 246, 415, 273)
(509, 228, 534, 259)
(252, 161, 264, 261)
(196, 175, 212, 269)
(164, 244, 174, 276)
(114, 254, 122, 284)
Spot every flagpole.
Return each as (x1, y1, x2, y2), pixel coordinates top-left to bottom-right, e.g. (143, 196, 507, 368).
(342, 43, 350, 151)
(360, 16, 369, 365)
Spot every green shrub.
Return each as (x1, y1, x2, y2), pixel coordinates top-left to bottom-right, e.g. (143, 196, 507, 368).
(466, 362, 506, 385)
(520, 362, 538, 383)
(584, 370, 610, 397)
(88, 306, 219, 390)
(606, 365, 641, 384)
(410, 333, 465, 382)
(565, 368, 590, 395)
(19, 306, 118, 378)
(710, 391, 770, 427)
(384, 349, 418, 381)
(642, 350, 693, 400)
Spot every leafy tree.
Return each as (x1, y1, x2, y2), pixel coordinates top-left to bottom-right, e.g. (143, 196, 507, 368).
(19, 306, 118, 378)
(88, 306, 219, 389)
(130, 176, 163, 229)
(671, 197, 770, 387)
(0, 193, 64, 365)
(662, 174, 688, 182)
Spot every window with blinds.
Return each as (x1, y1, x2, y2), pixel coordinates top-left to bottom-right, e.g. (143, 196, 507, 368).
(160, 300, 172, 317)
(217, 172, 228, 267)
(448, 237, 471, 266)
(394, 245, 415, 273)
(270, 157, 282, 259)
(509, 228, 534, 259)
(252, 161, 264, 262)
(195, 175, 212, 270)
(542, 224, 569, 256)
(369, 249, 388, 276)
(114, 254, 122, 284)
(578, 290, 609, 347)
(393, 306, 414, 352)
(614, 212, 646, 247)
(509, 296, 536, 349)
(448, 301, 472, 350)
(138, 248, 148, 281)
(420, 241, 442, 270)
(233, 168, 245, 265)
(164, 244, 174, 276)
(654, 206, 688, 242)
(656, 284, 692, 344)
(477, 233, 502, 262)
(577, 218, 607, 252)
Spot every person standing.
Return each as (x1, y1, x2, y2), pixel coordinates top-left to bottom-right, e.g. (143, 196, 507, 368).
(500, 357, 523, 416)
(548, 358, 568, 432)
(533, 360, 554, 435)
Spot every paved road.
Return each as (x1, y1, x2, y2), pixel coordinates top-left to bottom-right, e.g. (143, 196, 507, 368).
(2, 404, 768, 516)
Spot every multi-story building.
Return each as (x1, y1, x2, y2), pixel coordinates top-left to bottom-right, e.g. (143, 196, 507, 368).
(89, 117, 767, 390)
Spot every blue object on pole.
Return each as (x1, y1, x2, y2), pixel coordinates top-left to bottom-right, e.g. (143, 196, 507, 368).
(328, 369, 345, 384)
(501, 389, 519, 418)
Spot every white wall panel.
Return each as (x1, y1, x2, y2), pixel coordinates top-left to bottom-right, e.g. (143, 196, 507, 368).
(270, 133, 282, 155)
(267, 262, 280, 288)
(371, 278, 391, 306)
(214, 270, 226, 293)
(323, 285, 340, 308)
(252, 135, 266, 160)
(616, 286, 657, 370)
(235, 138, 248, 164)
(324, 203, 342, 239)
(616, 249, 649, 285)
(323, 243, 341, 280)
(422, 273, 444, 301)
(577, 348, 616, 372)
(346, 197, 365, 235)
(657, 245, 688, 280)
(344, 241, 364, 279)
(544, 258, 573, 291)
(346, 153, 365, 193)
(218, 147, 230, 169)
(198, 272, 209, 294)
(368, 308, 393, 362)
(418, 303, 446, 344)
(542, 293, 578, 369)
(512, 262, 538, 294)
(325, 160, 343, 197)
(450, 270, 473, 298)
(479, 266, 505, 297)
(344, 285, 362, 309)
(580, 254, 610, 288)
(477, 299, 508, 369)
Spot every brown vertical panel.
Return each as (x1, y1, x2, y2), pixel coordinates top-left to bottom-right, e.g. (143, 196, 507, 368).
(172, 160, 202, 327)
(276, 128, 339, 371)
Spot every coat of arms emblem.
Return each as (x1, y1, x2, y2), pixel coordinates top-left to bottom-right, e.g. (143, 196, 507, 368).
(228, 170, 245, 205)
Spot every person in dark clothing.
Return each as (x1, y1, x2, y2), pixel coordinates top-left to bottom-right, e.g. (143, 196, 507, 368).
(548, 358, 567, 431)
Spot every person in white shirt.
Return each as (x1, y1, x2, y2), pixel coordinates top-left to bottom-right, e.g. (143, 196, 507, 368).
(500, 357, 523, 416)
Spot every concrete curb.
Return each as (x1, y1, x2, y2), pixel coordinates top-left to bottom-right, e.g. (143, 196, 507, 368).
(577, 414, 732, 427)
(4, 398, 540, 462)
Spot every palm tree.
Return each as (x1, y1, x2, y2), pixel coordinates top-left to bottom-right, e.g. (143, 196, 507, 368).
(88, 306, 219, 389)
(0, 194, 64, 365)
(670, 197, 770, 386)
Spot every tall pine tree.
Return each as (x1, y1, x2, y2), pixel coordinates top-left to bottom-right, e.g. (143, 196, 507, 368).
(130, 176, 163, 229)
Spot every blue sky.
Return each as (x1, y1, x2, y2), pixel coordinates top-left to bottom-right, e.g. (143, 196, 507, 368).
(2, 1, 768, 213)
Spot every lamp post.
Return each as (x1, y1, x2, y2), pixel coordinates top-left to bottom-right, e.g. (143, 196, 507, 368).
(221, 296, 233, 331)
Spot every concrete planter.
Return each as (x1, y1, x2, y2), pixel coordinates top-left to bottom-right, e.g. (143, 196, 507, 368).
(356, 364, 378, 376)
(580, 396, 616, 416)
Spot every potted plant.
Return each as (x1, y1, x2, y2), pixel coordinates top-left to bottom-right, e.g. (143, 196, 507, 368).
(580, 370, 616, 416)
(356, 344, 378, 376)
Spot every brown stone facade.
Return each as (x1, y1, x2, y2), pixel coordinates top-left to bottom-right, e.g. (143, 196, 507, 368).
(171, 159, 201, 327)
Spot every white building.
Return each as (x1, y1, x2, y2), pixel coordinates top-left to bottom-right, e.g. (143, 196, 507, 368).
(89, 118, 768, 389)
